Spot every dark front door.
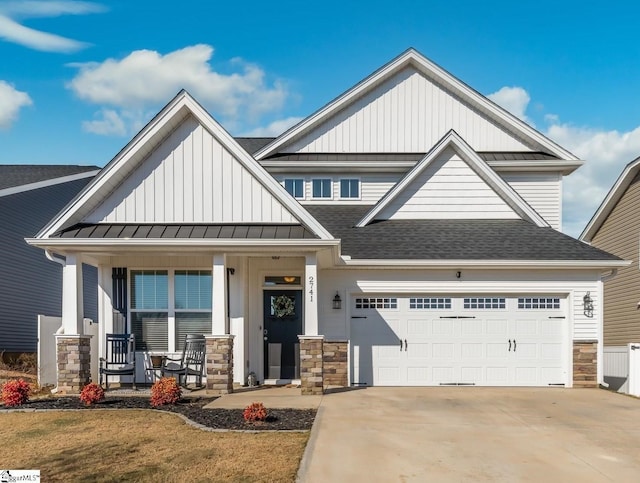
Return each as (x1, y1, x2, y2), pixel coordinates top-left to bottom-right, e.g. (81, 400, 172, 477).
(264, 290, 303, 380)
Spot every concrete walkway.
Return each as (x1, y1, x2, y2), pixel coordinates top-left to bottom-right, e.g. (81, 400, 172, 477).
(205, 385, 322, 409)
(298, 387, 640, 482)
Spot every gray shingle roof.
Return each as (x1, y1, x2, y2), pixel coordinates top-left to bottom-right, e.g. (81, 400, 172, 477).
(52, 223, 318, 239)
(305, 205, 620, 261)
(234, 138, 276, 155)
(259, 152, 558, 162)
(0, 165, 99, 190)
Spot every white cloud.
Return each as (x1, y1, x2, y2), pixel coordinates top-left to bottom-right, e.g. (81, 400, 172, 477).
(68, 45, 290, 136)
(0, 1, 105, 53)
(545, 122, 640, 237)
(242, 116, 303, 137)
(488, 86, 532, 124)
(0, 81, 32, 128)
(82, 109, 126, 136)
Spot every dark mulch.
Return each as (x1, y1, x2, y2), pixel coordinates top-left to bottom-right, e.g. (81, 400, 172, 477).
(0, 397, 316, 431)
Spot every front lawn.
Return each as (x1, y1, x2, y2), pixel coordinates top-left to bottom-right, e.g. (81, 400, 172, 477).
(0, 411, 308, 482)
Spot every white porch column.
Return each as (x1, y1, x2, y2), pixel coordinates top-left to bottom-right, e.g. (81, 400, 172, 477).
(304, 253, 319, 335)
(212, 254, 228, 334)
(62, 253, 84, 335)
(97, 265, 113, 360)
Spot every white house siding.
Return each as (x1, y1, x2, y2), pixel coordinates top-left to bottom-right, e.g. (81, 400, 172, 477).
(87, 115, 297, 224)
(285, 66, 533, 153)
(378, 149, 519, 220)
(277, 173, 398, 204)
(501, 172, 561, 230)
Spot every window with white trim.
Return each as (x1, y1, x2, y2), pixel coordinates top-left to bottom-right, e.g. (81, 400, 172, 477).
(463, 297, 506, 309)
(312, 178, 332, 198)
(284, 178, 305, 199)
(355, 297, 398, 309)
(409, 297, 452, 309)
(340, 179, 360, 199)
(130, 269, 212, 352)
(518, 297, 560, 309)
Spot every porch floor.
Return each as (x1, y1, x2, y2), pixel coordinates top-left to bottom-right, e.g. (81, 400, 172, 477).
(204, 385, 322, 409)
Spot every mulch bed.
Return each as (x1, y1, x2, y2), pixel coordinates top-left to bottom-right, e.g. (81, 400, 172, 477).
(0, 397, 316, 431)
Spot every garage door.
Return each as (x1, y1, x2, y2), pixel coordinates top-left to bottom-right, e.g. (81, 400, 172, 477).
(350, 295, 566, 387)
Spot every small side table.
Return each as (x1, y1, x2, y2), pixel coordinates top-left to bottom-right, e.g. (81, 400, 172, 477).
(145, 355, 165, 383)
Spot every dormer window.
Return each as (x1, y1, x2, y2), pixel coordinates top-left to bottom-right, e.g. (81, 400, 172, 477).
(340, 179, 360, 199)
(312, 178, 332, 199)
(284, 178, 305, 199)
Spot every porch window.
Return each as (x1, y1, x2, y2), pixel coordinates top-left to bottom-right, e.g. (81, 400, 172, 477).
(312, 178, 332, 198)
(284, 178, 305, 199)
(175, 270, 212, 349)
(130, 270, 169, 351)
(340, 179, 360, 199)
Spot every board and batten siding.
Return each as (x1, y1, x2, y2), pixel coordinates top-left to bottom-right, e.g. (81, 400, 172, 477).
(0, 179, 97, 352)
(591, 172, 640, 345)
(87, 115, 297, 224)
(285, 66, 532, 153)
(377, 149, 518, 220)
(501, 172, 561, 230)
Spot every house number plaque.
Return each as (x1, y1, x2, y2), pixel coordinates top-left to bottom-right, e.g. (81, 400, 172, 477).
(308, 275, 314, 302)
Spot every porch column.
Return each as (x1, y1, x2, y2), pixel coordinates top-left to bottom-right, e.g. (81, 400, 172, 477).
(212, 254, 228, 334)
(205, 334, 234, 395)
(304, 253, 319, 335)
(62, 253, 84, 335)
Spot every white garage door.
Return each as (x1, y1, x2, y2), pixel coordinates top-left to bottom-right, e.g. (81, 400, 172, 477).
(350, 295, 566, 387)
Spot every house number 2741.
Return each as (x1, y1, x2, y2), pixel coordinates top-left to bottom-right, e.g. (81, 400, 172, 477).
(308, 275, 314, 302)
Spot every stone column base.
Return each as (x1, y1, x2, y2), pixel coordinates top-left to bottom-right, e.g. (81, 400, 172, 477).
(573, 340, 598, 388)
(56, 334, 92, 394)
(205, 335, 234, 395)
(323, 340, 348, 388)
(299, 336, 324, 395)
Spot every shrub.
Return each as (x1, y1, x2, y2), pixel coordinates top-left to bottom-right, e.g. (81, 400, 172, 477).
(150, 377, 182, 407)
(243, 402, 268, 422)
(80, 382, 105, 405)
(1, 379, 31, 407)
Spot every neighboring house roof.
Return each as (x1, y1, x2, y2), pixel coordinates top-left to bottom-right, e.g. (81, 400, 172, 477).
(0, 165, 100, 195)
(307, 205, 622, 263)
(580, 155, 640, 242)
(235, 137, 276, 155)
(52, 223, 318, 239)
(33, 91, 334, 242)
(356, 130, 548, 227)
(255, 48, 579, 162)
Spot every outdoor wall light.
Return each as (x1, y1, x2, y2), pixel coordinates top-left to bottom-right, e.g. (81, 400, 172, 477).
(333, 292, 342, 310)
(583, 292, 594, 318)
(283, 276, 296, 283)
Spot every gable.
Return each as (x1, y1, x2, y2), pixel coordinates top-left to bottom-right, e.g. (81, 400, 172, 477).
(284, 66, 531, 154)
(377, 147, 519, 220)
(86, 115, 297, 224)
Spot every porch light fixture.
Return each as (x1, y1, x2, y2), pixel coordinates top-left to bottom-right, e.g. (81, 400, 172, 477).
(283, 276, 297, 283)
(583, 292, 594, 318)
(333, 292, 342, 310)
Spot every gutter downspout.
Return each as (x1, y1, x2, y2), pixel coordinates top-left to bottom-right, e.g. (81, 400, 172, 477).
(598, 269, 618, 388)
(45, 250, 66, 394)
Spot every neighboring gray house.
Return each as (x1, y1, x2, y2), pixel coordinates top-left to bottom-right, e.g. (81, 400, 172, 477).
(0, 165, 100, 356)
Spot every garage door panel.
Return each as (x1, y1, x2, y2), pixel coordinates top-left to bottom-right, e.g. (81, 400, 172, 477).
(514, 342, 537, 358)
(461, 319, 483, 336)
(433, 320, 454, 335)
(433, 343, 455, 358)
(487, 343, 508, 358)
(514, 367, 538, 384)
(433, 367, 454, 382)
(540, 343, 562, 360)
(407, 319, 429, 336)
(486, 367, 509, 383)
(461, 343, 483, 358)
(461, 367, 482, 383)
(407, 342, 429, 358)
(486, 319, 509, 335)
(514, 319, 538, 336)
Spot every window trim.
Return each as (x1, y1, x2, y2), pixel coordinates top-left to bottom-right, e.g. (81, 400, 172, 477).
(311, 178, 333, 199)
(463, 297, 506, 310)
(339, 177, 361, 200)
(517, 297, 561, 310)
(283, 178, 305, 199)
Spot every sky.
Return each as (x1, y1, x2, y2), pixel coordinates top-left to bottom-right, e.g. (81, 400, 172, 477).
(0, 1, 639, 238)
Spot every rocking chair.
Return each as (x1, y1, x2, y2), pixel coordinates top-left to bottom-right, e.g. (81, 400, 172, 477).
(99, 333, 136, 390)
(161, 334, 206, 388)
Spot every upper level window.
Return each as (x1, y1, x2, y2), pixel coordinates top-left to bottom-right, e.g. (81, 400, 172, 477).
(284, 178, 304, 199)
(340, 179, 360, 199)
(312, 179, 332, 198)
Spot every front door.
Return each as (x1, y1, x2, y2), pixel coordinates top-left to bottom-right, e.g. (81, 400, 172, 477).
(264, 290, 303, 380)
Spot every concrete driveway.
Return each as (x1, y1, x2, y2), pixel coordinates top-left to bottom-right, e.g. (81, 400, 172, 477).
(298, 387, 640, 482)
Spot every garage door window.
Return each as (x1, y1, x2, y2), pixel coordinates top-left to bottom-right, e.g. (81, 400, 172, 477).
(463, 297, 505, 309)
(518, 297, 560, 309)
(409, 297, 452, 309)
(355, 297, 397, 309)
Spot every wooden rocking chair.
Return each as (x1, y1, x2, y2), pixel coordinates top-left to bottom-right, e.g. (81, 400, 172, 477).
(99, 333, 136, 390)
(161, 334, 206, 388)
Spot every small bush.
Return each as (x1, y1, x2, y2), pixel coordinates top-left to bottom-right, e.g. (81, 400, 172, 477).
(150, 377, 182, 407)
(80, 382, 105, 405)
(1, 379, 31, 407)
(243, 402, 268, 422)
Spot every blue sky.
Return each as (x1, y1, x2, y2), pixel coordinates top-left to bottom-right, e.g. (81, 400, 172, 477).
(1, 1, 639, 236)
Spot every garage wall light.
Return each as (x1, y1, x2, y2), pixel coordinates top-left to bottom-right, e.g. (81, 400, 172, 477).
(333, 292, 342, 310)
(583, 292, 594, 318)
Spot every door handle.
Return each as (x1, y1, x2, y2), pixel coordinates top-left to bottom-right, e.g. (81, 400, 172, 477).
(400, 339, 403, 351)
(508, 339, 512, 352)
(513, 340, 517, 352)
(404, 339, 408, 351)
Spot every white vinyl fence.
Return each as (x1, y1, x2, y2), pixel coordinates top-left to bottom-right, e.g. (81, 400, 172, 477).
(37, 315, 98, 388)
(603, 344, 640, 396)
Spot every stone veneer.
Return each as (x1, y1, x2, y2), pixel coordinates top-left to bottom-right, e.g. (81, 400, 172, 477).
(205, 335, 234, 395)
(573, 340, 598, 388)
(56, 335, 91, 394)
(299, 336, 324, 395)
(323, 340, 348, 388)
